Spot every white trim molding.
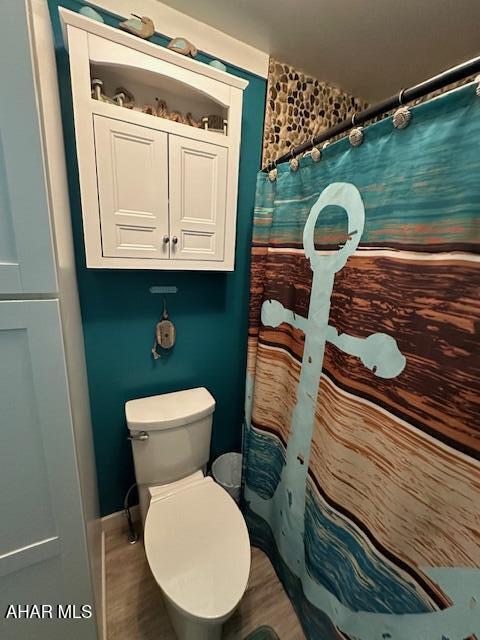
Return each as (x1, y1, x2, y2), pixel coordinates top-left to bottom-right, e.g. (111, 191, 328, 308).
(101, 505, 140, 534)
(101, 531, 107, 640)
(86, 0, 269, 78)
(60, 8, 249, 90)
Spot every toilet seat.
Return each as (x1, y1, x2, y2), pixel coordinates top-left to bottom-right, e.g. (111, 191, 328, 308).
(144, 476, 251, 622)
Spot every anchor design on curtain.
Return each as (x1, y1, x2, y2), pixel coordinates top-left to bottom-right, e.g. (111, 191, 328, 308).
(244, 182, 480, 640)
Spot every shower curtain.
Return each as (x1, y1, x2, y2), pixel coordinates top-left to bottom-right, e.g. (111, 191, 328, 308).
(243, 84, 480, 640)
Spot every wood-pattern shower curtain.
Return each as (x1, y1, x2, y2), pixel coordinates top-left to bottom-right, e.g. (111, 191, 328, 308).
(243, 84, 480, 640)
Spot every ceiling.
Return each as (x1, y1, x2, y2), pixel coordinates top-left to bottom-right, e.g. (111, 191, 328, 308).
(158, 0, 480, 101)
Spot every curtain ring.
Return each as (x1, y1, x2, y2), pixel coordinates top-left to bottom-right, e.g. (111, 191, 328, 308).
(393, 89, 412, 129)
(349, 126, 364, 147)
(311, 137, 321, 162)
(349, 112, 364, 147)
(268, 159, 278, 182)
(289, 150, 299, 172)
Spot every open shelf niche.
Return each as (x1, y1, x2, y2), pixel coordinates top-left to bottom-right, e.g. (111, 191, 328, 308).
(90, 62, 228, 135)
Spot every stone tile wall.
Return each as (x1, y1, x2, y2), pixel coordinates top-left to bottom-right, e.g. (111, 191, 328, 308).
(262, 58, 369, 166)
(262, 56, 476, 168)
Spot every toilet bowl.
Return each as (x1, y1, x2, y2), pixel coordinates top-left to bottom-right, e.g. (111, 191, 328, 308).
(126, 388, 251, 639)
(144, 472, 251, 640)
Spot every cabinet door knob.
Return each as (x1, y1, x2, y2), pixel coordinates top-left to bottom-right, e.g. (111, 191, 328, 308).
(172, 236, 178, 245)
(163, 235, 169, 244)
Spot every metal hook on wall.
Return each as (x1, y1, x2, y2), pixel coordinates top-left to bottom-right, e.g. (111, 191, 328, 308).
(149, 287, 177, 359)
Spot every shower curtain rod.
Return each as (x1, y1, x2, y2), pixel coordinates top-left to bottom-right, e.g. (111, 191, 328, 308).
(262, 55, 480, 172)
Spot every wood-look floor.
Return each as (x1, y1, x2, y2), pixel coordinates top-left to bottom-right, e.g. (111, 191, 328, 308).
(105, 523, 305, 640)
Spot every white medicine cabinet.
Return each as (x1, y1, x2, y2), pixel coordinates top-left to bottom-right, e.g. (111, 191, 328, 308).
(60, 9, 248, 270)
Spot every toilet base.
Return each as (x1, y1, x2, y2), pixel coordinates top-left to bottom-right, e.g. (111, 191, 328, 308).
(164, 594, 223, 640)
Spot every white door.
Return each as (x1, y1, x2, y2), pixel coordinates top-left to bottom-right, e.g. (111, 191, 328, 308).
(0, 300, 97, 639)
(0, 0, 57, 295)
(169, 135, 228, 261)
(94, 116, 169, 259)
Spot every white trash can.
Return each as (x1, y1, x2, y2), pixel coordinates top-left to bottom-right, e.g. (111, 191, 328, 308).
(212, 452, 242, 503)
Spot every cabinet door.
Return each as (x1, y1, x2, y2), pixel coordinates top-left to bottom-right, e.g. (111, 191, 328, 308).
(94, 116, 169, 259)
(0, 0, 57, 294)
(169, 136, 228, 262)
(0, 300, 96, 639)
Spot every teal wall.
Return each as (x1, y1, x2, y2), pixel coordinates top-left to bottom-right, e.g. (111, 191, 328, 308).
(48, 1, 266, 516)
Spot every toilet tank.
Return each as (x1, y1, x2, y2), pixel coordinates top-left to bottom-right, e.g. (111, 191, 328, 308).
(126, 387, 215, 520)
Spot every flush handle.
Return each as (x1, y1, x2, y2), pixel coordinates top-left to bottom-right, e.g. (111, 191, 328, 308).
(127, 431, 149, 441)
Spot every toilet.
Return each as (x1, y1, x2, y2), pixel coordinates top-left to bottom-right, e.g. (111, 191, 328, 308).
(125, 387, 251, 640)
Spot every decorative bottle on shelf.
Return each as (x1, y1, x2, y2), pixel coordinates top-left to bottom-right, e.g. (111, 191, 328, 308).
(201, 114, 228, 135)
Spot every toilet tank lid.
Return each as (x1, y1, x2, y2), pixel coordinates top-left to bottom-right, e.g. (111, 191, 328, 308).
(126, 387, 215, 431)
